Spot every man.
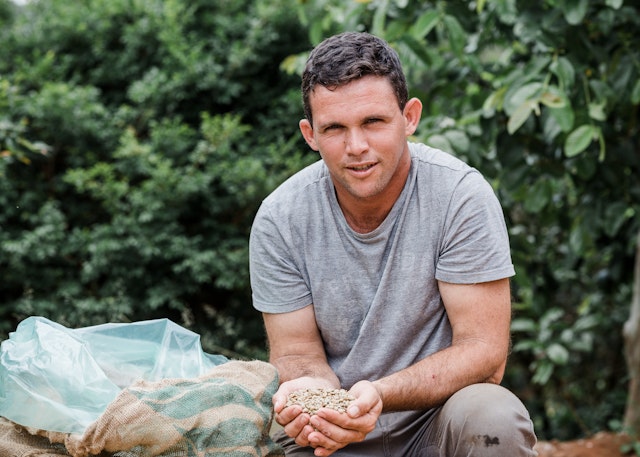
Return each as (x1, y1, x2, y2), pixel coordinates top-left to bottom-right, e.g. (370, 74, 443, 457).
(249, 31, 537, 456)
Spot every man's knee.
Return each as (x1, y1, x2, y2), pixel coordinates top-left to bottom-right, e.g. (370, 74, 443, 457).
(438, 383, 537, 456)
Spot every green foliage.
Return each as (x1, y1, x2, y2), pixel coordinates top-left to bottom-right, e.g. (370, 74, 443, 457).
(0, 0, 313, 357)
(288, 0, 640, 441)
(1, 0, 638, 442)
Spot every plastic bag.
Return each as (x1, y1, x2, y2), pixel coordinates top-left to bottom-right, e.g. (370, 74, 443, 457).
(0, 316, 227, 434)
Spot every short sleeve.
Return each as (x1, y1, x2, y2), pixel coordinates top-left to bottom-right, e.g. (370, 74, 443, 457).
(249, 203, 313, 313)
(435, 171, 515, 284)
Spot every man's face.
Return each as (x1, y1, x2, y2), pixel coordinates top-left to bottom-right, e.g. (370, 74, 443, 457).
(299, 75, 421, 208)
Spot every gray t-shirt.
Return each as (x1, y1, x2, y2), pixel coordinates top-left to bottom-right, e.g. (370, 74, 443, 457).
(249, 142, 514, 389)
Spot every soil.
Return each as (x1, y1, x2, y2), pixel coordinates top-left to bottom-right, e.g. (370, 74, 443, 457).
(535, 432, 636, 457)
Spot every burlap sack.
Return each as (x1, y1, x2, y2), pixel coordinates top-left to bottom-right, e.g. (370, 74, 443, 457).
(4, 360, 284, 457)
(0, 416, 71, 457)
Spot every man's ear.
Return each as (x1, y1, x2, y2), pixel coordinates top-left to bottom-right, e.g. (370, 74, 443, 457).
(403, 97, 423, 136)
(299, 119, 319, 151)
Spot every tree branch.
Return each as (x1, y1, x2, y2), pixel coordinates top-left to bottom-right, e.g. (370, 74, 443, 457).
(623, 229, 640, 436)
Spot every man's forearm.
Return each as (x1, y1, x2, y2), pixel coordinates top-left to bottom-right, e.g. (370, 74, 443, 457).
(372, 341, 506, 412)
(263, 308, 341, 387)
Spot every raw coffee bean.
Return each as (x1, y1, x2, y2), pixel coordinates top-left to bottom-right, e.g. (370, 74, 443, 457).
(286, 388, 355, 415)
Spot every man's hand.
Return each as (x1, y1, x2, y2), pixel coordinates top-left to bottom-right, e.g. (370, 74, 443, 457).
(303, 380, 383, 457)
(273, 377, 339, 450)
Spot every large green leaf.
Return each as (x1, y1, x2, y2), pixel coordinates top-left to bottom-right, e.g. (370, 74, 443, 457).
(504, 82, 543, 116)
(561, 0, 589, 25)
(371, 0, 389, 36)
(524, 177, 553, 213)
(539, 86, 567, 109)
(550, 57, 576, 90)
(564, 124, 597, 157)
(533, 361, 554, 385)
(631, 78, 640, 105)
(409, 9, 440, 40)
(507, 100, 534, 134)
(547, 343, 570, 365)
(548, 103, 575, 132)
(442, 14, 466, 58)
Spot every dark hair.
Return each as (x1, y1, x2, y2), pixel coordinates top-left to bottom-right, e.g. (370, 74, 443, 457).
(301, 32, 409, 124)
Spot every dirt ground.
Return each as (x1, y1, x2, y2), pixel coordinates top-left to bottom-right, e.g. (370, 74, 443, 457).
(535, 432, 636, 457)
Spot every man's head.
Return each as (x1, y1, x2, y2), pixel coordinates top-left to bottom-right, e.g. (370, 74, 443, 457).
(301, 32, 409, 125)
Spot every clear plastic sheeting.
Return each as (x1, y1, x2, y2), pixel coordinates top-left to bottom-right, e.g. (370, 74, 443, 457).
(0, 316, 228, 435)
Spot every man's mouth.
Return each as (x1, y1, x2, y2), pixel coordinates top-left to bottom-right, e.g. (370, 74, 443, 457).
(348, 163, 375, 172)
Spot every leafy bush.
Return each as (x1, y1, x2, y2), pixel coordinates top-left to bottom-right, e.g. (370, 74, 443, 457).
(284, 0, 640, 441)
(1, 0, 639, 442)
(0, 0, 314, 358)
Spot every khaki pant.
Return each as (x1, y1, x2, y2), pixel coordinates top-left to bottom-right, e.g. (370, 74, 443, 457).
(275, 383, 537, 456)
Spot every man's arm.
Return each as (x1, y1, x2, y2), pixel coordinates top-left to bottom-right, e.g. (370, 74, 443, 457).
(264, 305, 340, 446)
(264, 305, 381, 457)
(371, 277, 512, 411)
(264, 304, 339, 388)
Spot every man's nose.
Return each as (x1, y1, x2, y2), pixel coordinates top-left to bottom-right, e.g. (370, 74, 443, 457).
(344, 128, 368, 155)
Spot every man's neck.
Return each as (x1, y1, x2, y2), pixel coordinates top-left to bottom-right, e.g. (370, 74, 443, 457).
(342, 207, 390, 233)
(337, 181, 405, 234)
